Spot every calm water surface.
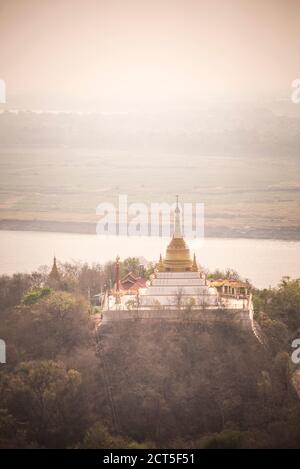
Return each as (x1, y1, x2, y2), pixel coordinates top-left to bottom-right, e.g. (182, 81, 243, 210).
(0, 230, 299, 289)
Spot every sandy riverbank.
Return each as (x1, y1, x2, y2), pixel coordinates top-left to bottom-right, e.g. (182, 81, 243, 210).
(0, 218, 299, 240)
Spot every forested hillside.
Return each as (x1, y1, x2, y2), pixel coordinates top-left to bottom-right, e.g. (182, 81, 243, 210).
(0, 263, 300, 448)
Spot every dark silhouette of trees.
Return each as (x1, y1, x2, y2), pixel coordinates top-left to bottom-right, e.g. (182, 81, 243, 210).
(1, 360, 88, 448)
(1, 267, 300, 448)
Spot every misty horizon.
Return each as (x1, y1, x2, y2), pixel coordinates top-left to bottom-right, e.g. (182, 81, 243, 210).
(1, 0, 300, 112)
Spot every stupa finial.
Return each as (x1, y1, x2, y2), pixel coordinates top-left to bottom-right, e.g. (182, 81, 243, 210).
(174, 195, 182, 238)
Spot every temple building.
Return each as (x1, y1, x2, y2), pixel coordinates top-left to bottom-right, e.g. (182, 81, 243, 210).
(119, 271, 147, 293)
(106, 198, 251, 312)
(47, 256, 61, 289)
(138, 197, 219, 309)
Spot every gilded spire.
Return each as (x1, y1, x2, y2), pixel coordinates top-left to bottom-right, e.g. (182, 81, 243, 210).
(156, 197, 195, 272)
(174, 195, 182, 239)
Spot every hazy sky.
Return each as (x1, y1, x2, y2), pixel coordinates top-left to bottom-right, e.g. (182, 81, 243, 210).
(0, 0, 299, 110)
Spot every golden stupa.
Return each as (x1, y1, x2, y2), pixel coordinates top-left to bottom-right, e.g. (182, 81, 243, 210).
(158, 197, 198, 272)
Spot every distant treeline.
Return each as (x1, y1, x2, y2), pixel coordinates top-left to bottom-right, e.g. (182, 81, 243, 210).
(0, 109, 299, 156)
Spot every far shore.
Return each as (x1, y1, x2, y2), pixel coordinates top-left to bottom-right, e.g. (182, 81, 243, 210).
(0, 218, 299, 241)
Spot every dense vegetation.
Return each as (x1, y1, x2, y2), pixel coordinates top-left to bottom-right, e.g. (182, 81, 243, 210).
(0, 262, 300, 448)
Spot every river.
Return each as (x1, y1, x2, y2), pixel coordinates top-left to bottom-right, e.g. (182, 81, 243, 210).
(0, 230, 299, 288)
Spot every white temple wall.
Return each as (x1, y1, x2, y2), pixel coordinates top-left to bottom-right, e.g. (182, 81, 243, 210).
(101, 308, 253, 331)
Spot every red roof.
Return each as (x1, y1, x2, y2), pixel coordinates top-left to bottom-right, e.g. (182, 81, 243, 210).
(120, 272, 147, 292)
